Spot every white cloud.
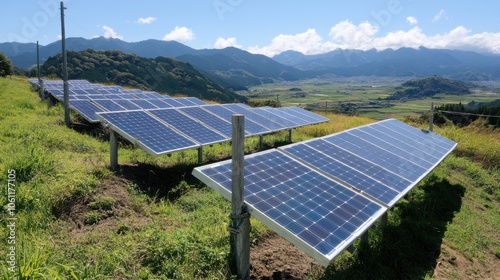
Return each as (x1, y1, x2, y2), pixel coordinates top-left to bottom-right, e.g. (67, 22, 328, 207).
(248, 28, 333, 56)
(246, 21, 500, 56)
(433, 9, 448, 22)
(163, 26, 195, 42)
(136, 17, 156, 24)
(407, 16, 418, 25)
(102, 25, 123, 39)
(214, 37, 242, 49)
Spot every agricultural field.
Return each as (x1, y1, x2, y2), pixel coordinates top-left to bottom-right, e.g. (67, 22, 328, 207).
(0, 77, 499, 279)
(247, 78, 500, 120)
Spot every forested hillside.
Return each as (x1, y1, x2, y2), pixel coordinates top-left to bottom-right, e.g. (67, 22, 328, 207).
(41, 49, 247, 103)
(387, 76, 471, 100)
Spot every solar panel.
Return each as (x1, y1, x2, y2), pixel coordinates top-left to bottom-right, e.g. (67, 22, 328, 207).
(261, 107, 311, 126)
(162, 98, 185, 107)
(96, 110, 199, 155)
(128, 99, 159, 109)
(173, 98, 197, 107)
(193, 149, 386, 267)
(148, 109, 228, 145)
(92, 99, 126, 112)
(192, 119, 456, 266)
(69, 100, 104, 123)
(203, 105, 269, 135)
(279, 107, 329, 124)
(252, 108, 301, 128)
(222, 104, 286, 132)
(112, 99, 142, 110)
(147, 99, 174, 109)
(179, 106, 233, 138)
(184, 97, 206, 106)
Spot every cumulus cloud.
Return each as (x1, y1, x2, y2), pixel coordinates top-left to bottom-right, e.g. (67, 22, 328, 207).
(214, 37, 242, 49)
(246, 21, 500, 56)
(102, 25, 123, 40)
(433, 9, 448, 22)
(163, 26, 195, 42)
(407, 16, 418, 25)
(247, 28, 333, 56)
(136, 17, 156, 24)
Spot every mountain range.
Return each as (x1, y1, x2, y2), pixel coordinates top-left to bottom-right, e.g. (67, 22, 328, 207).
(1, 37, 500, 89)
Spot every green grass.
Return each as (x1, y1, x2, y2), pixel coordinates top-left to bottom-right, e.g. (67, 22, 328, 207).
(0, 77, 499, 279)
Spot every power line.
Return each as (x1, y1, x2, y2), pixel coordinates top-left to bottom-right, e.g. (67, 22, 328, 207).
(437, 110, 500, 119)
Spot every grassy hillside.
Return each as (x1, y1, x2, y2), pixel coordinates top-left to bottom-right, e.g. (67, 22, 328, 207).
(0, 77, 499, 279)
(41, 49, 247, 103)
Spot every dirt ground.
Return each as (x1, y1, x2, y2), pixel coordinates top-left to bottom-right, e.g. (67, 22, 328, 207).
(57, 174, 499, 279)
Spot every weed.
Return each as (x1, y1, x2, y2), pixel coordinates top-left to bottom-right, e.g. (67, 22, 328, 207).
(84, 211, 101, 225)
(88, 196, 116, 211)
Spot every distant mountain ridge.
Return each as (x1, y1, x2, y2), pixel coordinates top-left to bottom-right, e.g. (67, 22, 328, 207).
(2, 37, 500, 87)
(0, 37, 304, 89)
(41, 49, 246, 103)
(273, 47, 500, 81)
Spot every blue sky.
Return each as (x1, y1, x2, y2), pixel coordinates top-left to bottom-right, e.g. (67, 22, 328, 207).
(2, 0, 500, 56)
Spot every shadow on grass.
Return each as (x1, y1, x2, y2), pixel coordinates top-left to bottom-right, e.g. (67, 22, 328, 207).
(320, 174, 465, 280)
(117, 161, 202, 200)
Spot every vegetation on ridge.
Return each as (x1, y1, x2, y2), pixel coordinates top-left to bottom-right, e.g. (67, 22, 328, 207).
(387, 76, 471, 100)
(41, 49, 247, 103)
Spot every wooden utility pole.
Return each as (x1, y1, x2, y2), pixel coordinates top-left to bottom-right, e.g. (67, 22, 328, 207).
(61, 1, 70, 127)
(230, 114, 250, 279)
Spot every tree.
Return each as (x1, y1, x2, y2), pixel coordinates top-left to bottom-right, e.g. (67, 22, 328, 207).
(0, 52, 13, 77)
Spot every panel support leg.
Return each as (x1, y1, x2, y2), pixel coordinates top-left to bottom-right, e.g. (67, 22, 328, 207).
(361, 231, 369, 245)
(288, 129, 292, 143)
(381, 212, 388, 227)
(110, 130, 118, 170)
(198, 147, 203, 164)
(259, 135, 264, 151)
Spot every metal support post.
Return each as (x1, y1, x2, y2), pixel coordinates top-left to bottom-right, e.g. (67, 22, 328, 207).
(259, 135, 264, 151)
(429, 102, 434, 132)
(198, 147, 203, 164)
(381, 212, 388, 227)
(230, 114, 250, 280)
(288, 129, 292, 143)
(61, 1, 70, 127)
(110, 130, 118, 170)
(361, 231, 369, 245)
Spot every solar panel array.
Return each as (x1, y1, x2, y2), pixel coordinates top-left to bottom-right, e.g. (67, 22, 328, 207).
(192, 119, 457, 266)
(96, 104, 329, 156)
(29, 79, 207, 122)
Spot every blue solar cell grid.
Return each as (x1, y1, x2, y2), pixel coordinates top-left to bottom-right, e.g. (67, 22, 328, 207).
(128, 99, 159, 109)
(251, 108, 301, 128)
(148, 109, 228, 145)
(179, 107, 233, 138)
(112, 99, 142, 110)
(222, 104, 286, 132)
(261, 107, 311, 126)
(203, 105, 269, 135)
(193, 149, 385, 266)
(92, 99, 126, 112)
(69, 100, 104, 123)
(280, 107, 329, 124)
(96, 110, 199, 155)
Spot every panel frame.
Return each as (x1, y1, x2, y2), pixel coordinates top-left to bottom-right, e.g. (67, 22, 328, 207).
(193, 149, 387, 267)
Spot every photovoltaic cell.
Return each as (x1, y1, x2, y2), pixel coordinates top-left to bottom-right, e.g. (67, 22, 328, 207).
(148, 109, 228, 145)
(179, 106, 233, 138)
(252, 108, 301, 128)
(184, 97, 206, 106)
(278, 107, 329, 124)
(203, 105, 270, 135)
(112, 99, 142, 110)
(96, 110, 199, 155)
(193, 149, 385, 267)
(221, 104, 286, 132)
(147, 99, 174, 109)
(92, 99, 126, 112)
(69, 100, 104, 123)
(261, 107, 311, 126)
(128, 99, 158, 109)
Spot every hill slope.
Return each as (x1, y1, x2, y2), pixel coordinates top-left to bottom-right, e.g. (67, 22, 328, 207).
(387, 76, 471, 100)
(41, 49, 246, 103)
